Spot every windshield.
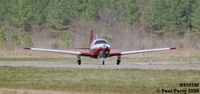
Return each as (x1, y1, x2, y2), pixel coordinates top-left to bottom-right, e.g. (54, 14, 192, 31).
(94, 40, 107, 44)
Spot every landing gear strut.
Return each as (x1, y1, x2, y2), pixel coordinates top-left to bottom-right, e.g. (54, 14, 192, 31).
(117, 56, 121, 65)
(102, 59, 105, 65)
(77, 56, 81, 65)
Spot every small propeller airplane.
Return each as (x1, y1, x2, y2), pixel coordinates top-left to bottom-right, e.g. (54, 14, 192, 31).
(24, 30, 176, 65)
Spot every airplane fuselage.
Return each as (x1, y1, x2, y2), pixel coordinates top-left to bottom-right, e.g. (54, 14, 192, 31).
(89, 39, 111, 58)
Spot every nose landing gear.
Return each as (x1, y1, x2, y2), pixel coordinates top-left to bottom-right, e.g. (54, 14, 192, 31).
(102, 60, 105, 65)
(101, 58, 105, 65)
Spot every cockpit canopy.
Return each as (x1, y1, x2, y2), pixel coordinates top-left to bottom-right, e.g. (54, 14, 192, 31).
(94, 39, 108, 45)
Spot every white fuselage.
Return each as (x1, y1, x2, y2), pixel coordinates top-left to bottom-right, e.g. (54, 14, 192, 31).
(90, 39, 110, 50)
(90, 39, 111, 58)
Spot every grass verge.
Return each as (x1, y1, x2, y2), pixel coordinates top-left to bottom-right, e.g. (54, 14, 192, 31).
(0, 67, 199, 94)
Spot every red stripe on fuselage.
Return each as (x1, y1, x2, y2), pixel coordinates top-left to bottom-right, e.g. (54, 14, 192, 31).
(91, 47, 103, 58)
(81, 47, 102, 58)
(81, 47, 110, 58)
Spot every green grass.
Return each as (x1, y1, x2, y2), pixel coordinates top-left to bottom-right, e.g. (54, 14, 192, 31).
(0, 67, 200, 94)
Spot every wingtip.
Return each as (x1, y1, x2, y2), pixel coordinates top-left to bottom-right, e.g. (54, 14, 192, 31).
(24, 48, 31, 50)
(170, 47, 176, 50)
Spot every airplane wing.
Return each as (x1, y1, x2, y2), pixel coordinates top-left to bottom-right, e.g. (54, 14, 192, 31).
(24, 48, 81, 55)
(109, 47, 176, 57)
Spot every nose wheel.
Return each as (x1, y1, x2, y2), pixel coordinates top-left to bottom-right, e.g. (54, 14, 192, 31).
(117, 56, 121, 65)
(102, 60, 105, 65)
(77, 56, 81, 65)
(101, 59, 105, 65)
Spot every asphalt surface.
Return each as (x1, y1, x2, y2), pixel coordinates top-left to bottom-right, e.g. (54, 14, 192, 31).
(0, 61, 200, 70)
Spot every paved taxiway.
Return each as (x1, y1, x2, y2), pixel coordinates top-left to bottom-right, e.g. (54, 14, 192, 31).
(0, 61, 200, 70)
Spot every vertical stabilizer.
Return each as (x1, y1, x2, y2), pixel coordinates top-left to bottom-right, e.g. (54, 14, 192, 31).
(90, 30, 94, 47)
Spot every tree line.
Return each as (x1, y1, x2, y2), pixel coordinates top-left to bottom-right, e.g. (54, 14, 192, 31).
(0, 0, 200, 48)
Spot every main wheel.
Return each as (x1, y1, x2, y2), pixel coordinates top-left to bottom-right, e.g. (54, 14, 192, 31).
(78, 60, 81, 65)
(117, 60, 120, 65)
(77, 56, 81, 65)
(117, 56, 121, 65)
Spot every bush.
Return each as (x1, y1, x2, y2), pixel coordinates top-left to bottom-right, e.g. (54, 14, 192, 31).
(22, 32, 32, 47)
(11, 31, 21, 46)
(60, 30, 73, 47)
(0, 31, 6, 47)
(51, 42, 60, 49)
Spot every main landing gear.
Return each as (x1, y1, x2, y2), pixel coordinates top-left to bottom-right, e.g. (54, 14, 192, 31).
(117, 56, 121, 65)
(77, 56, 121, 65)
(77, 56, 81, 65)
(101, 56, 121, 65)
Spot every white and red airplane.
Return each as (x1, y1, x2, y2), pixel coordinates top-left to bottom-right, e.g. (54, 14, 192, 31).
(24, 30, 176, 65)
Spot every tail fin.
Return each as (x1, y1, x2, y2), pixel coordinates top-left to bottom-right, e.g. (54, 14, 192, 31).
(90, 30, 94, 46)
